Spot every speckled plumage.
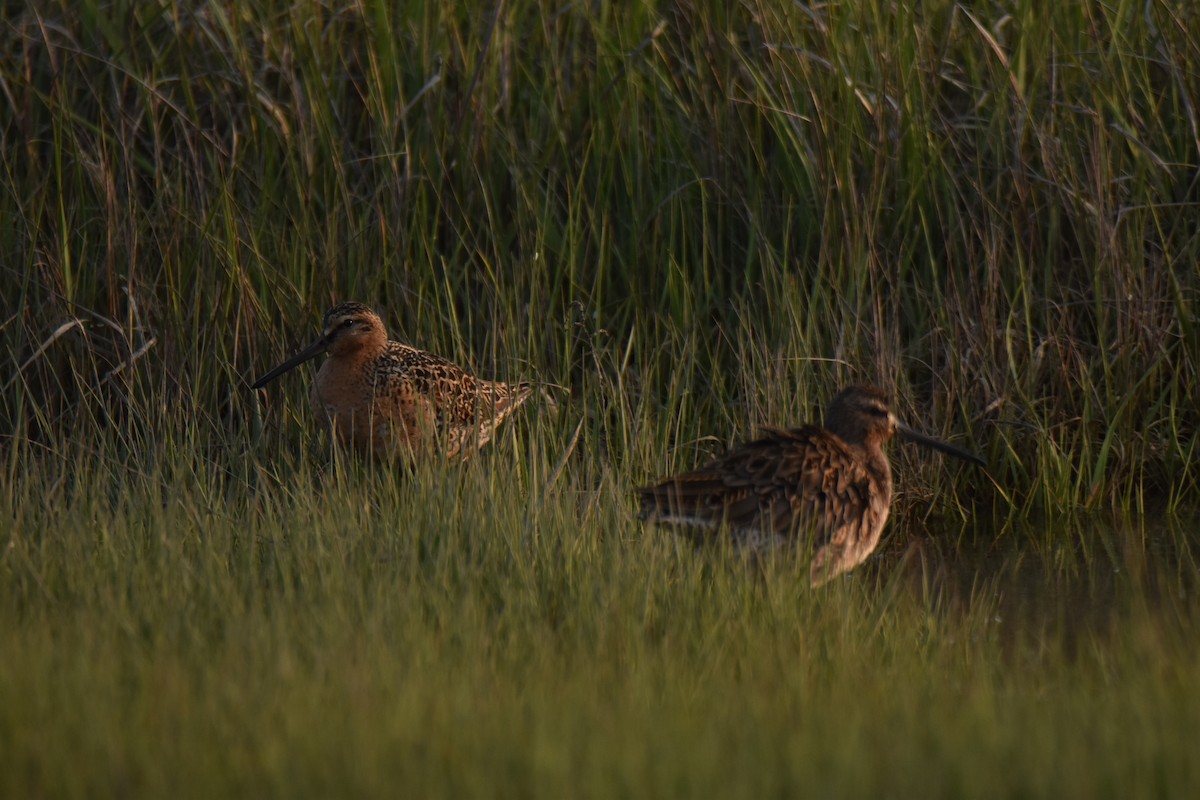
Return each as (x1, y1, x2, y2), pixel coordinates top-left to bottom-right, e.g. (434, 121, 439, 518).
(637, 385, 984, 586)
(252, 302, 531, 460)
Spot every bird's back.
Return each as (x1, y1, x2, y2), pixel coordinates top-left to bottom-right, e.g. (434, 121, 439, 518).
(362, 342, 530, 458)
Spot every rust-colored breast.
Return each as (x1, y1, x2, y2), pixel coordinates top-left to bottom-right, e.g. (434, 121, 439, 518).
(312, 342, 530, 460)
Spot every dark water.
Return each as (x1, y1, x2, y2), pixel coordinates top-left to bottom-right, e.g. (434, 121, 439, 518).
(865, 511, 1200, 655)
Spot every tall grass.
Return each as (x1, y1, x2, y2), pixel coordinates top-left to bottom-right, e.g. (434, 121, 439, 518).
(3, 1, 1200, 795)
(1, 0, 1197, 507)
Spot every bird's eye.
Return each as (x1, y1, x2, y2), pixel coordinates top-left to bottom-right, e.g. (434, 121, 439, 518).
(868, 406, 888, 418)
(340, 318, 355, 329)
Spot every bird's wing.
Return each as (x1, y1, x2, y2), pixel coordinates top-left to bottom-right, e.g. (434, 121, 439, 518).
(371, 344, 528, 456)
(638, 426, 876, 546)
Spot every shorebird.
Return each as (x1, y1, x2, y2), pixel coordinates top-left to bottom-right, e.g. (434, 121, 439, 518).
(637, 385, 984, 586)
(251, 302, 532, 461)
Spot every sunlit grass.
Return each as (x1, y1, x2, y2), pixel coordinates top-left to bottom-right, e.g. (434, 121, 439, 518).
(3, 442, 1199, 796)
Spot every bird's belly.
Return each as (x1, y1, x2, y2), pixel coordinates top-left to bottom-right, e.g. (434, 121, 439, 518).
(313, 383, 435, 458)
(809, 500, 891, 586)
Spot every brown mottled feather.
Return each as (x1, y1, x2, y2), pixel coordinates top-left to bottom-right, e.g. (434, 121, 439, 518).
(637, 386, 983, 587)
(253, 302, 532, 461)
(638, 424, 888, 586)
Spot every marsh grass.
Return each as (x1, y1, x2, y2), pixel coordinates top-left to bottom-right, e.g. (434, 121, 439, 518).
(3, 0, 1200, 795)
(4, 440, 1200, 796)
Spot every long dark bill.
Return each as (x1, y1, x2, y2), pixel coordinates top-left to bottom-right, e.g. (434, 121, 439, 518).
(250, 336, 330, 389)
(897, 423, 986, 467)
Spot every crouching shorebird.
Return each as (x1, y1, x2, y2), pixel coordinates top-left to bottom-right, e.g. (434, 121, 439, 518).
(251, 302, 532, 461)
(637, 385, 985, 586)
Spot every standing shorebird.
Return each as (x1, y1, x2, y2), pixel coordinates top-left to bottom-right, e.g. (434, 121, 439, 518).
(251, 302, 532, 461)
(637, 385, 984, 586)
